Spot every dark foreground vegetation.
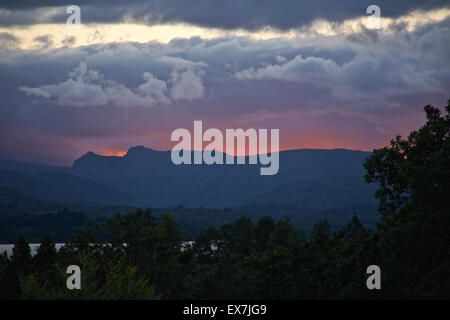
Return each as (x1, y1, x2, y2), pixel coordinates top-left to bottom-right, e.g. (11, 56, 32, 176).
(0, 101, 449, 299)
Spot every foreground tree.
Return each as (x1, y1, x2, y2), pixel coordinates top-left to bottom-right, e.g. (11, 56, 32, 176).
(21, 251, 159, 300)
(34, 233, 56, 273)
(365, 100, 450, 223)
(11, 236, 32, 275)
(364, 99, 450, 298)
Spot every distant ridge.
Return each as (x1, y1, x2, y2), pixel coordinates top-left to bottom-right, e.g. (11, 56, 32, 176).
(0, 147, 377, 210)
(71, 146, 377, 209)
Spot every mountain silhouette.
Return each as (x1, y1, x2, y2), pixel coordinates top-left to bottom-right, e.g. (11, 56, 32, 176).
(0, 147, 378, 210)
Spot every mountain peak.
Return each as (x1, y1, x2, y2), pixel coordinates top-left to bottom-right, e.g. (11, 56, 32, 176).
(127, 145, 147, 153)
(72, 150, 104, 169)
(80, 151, 101, 159)
(125, 146, 161, 157)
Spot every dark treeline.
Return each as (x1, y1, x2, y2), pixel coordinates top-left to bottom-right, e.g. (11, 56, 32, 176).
(0, 204, 378, 243)
(0, 101, 449, 300)
(0, 210, 105, 243)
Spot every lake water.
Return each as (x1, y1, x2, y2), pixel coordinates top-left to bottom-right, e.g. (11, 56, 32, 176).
(0, 244, 66, 257)
(0, 241, 212, 257)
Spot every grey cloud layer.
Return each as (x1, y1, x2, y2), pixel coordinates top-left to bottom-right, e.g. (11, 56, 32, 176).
(1, 0, 449, 29)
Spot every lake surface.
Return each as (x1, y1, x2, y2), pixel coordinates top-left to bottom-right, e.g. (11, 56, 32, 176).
(0, 244, 66, 257)
(0, 241, 211, 257)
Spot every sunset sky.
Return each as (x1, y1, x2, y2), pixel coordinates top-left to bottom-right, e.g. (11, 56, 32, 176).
(1, 0, 449, 165)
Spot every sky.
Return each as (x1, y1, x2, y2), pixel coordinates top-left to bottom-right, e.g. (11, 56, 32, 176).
(0, 0, 449, 165)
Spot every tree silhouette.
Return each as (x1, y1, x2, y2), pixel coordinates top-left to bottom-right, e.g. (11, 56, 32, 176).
(11, 236, 32, 275)
(34, 233, 56, 273)
(364, 99, 450, 298)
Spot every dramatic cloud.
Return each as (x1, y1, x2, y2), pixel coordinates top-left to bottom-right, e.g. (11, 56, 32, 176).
(61, 35, 76, 47)
(18, 61, 207, 107)
(170, 69, 205, 101)
(33, 34, 53, 49)
(139, 72, 170, 105)
(2, 7, 449, 51)
(19, 86, 51, 98)
(8, 18, 449, 113)
(235, 55, 340, 83)
(1, 0, 449, 30)
(234, 49, 445, 105)
(0, 32, 19, 49)
(0, 4, 449, 165)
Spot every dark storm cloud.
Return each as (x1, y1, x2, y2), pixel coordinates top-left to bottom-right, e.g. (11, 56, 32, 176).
(1, 0, 449, 29)
(61, 36, 76, 47)
(33, 34, 53, 49)
(0, 32, 20, 49)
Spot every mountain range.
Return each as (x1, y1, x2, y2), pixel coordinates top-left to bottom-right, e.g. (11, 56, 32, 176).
(0, 147, 378, 211)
